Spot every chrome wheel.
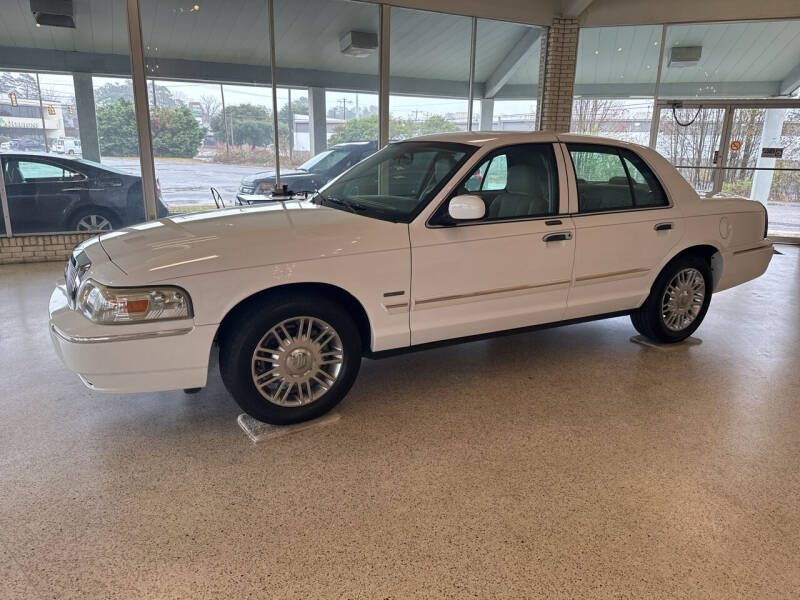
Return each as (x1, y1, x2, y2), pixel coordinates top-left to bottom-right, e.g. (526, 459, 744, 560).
(661, 267, 705, 332)
(76, 214, 112, 231)
(250, 316, 344, 407)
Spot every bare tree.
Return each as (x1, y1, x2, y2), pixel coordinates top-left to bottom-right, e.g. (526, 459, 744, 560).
(199, 94, 221, 124)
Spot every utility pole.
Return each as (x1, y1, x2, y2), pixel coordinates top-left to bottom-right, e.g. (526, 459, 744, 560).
(287, 88, 294, 162)
(338, 98, 352, 120)
(35, 73, 49, 153)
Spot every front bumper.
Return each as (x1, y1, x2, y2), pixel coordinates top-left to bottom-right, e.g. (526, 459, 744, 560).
(49, 284, 217, 393)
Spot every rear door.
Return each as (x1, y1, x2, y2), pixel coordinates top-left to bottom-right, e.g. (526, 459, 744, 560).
(409, 142, 575, 345)
(560, 141, 683, 319)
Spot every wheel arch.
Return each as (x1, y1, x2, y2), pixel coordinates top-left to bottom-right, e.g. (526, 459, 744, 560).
(216, 282, 373, 355)
(666, 243, 723, 290)
(62, 203, 122, 231)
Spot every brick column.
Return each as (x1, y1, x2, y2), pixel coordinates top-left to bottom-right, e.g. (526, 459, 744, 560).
(537, 17, 579, 133)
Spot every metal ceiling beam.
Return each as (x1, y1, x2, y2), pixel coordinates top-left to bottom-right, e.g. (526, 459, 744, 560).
(483, 28, 542, 99)
(561, 0, 596, 18)
(779, 62, 800, 96)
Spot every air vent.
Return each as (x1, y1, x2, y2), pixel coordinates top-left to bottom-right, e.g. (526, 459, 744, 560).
(30, 0, 75, 28)
(339, 31, 378, 58)
(668, 46, 702, 68)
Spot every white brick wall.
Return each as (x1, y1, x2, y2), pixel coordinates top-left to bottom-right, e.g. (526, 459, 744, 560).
(0, 234, 94, 265)
(537, 18, 579, 133)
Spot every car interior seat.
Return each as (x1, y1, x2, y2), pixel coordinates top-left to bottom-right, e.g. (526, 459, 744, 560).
(488, 164, 548, 219)
(4, 162, 23, 184)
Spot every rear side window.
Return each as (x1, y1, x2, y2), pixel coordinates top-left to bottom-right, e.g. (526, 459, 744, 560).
(568, 144, 667, 213)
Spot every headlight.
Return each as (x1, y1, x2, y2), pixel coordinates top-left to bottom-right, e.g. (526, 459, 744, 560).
(256, 182, 274, 195)
(77, 280, 193, 324)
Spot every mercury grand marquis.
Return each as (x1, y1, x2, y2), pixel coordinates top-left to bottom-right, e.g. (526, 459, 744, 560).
(49, 132, 773, 424)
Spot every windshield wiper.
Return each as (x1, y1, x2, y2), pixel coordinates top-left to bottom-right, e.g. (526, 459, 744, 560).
(318, 194, 366, 215)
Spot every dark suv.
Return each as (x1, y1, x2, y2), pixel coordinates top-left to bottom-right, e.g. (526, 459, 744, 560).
(236, 141, 377, 204)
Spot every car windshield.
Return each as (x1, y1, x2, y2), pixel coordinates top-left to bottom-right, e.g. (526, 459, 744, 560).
(312, 141, 474, 223)
(298, 149, 352, 172)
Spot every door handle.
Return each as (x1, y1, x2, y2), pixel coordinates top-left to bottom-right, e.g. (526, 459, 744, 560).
(654, 222, 673, 231)
(543, 231, 572, 242)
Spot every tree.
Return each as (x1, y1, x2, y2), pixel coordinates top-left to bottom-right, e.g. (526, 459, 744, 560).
(210, 103, 273, 147)
(328, 114, 459, 145)
(96, 98, 139, 156)
(94, 81, 135, 106)
(0, 72, 39, 99)
(415, 114, 460, 135)
(150, 105, 206, 158)
(198, 94, 221, 125)
(94, 80, 181, 107)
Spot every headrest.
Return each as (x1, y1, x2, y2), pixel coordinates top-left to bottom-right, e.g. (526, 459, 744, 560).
(434, 154, 456, 179)
(506, 165, 534, 195)
(608, 176, 629, 186)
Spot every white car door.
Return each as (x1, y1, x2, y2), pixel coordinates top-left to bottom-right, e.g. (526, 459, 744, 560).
(408, 142, 575, 345)
(560, 141, 684, 320)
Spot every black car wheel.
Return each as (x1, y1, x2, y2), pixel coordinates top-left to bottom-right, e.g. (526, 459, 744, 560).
(70, 209, 118, 232)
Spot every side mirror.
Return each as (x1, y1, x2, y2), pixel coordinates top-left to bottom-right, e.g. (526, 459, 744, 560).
(448, 194, 485, 221)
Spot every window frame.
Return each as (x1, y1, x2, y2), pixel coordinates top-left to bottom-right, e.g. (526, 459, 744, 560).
(564, 142, 671, 216)
(427, 142, 564, 228)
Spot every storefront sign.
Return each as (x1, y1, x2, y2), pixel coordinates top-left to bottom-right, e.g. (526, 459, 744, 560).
(761, 147, 783, 159)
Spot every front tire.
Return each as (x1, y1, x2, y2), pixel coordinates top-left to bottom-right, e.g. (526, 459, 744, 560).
(219, 295, 362, 424)
(631, 255, 712, 343)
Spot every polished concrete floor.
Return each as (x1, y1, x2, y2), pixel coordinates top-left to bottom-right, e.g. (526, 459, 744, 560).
(1, 247, 799, 599)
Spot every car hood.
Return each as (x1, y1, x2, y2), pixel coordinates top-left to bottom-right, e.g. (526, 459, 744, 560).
(241, 168, 308, 185)
(98, 200, 409, 283)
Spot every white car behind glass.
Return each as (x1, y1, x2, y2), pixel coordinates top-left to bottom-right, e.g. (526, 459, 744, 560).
(49, 132, 773, 424)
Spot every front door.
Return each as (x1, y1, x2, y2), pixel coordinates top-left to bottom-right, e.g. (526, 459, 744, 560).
(409, 142, 575, 345)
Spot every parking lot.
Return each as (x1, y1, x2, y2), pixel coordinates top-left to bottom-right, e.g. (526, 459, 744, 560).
(103, 157, 264, 209)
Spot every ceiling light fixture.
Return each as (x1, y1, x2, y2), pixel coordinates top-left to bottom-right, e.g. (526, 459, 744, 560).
(340, 31, 378, 58)
(30, 0, 75, 28)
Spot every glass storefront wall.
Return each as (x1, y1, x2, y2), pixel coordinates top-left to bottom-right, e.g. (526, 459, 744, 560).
(570, 25, 661, 144)
(573, 20, 800, 238)
(1, 3, 798, 240)
(473, 18, 542, 131)
(0, 1, 143, 235)
(389, 8, 472, 140)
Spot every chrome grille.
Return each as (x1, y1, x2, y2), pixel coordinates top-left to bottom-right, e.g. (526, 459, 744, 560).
(65, 255, 78, 308)
(65, 250, 91, 309)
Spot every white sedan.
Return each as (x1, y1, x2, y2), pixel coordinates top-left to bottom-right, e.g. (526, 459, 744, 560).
(49, 132, 773, 424)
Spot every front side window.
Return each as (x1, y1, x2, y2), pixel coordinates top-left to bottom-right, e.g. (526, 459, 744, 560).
(568, 144, 667, 212)
(439, 143, 559, 223)
(314, 141, 474, 223)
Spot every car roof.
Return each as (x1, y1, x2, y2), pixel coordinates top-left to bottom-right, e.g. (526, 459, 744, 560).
(401, 131, 655, 151)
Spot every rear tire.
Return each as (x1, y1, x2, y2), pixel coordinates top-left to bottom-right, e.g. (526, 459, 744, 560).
(630, 255, 712, 343)
(69, 208, 117, 232)
(219, 295, 362, 425)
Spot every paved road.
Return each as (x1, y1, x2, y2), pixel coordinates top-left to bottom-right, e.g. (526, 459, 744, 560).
(103, 157, 800, 234)
(104, 158, 265, 208)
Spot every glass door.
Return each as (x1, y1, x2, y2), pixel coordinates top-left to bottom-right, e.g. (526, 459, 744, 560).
(654, 106, 727, 196)
(724, 107, 800, 238)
